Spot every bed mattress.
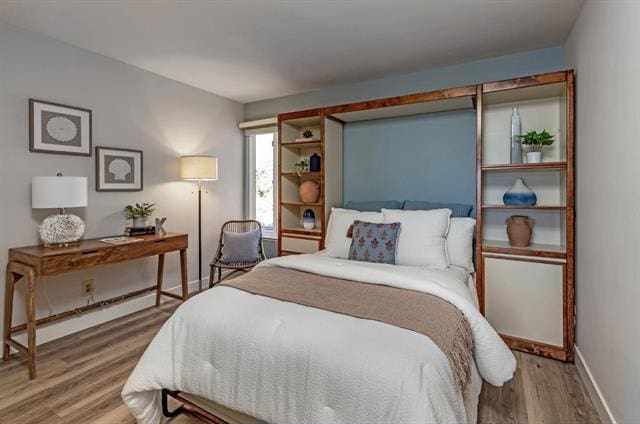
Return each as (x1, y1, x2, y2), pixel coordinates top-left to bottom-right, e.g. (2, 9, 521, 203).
(122, 255, 515, 424)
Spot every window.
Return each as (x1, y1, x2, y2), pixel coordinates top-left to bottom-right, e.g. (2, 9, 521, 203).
(246, 128, 277, 237)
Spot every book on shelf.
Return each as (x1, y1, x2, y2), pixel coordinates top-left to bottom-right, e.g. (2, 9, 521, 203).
(124, 226, 156, 236)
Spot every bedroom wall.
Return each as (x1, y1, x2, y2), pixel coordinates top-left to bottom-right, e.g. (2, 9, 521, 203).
(565, 2, 640, 424)
(343, 109, 476, 206)
(0, 22, 244, 345)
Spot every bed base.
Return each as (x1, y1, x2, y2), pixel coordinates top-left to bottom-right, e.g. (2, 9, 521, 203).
(162, 389, 230, 424)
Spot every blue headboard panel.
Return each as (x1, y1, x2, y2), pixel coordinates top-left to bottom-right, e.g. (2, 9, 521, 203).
(342, 109, 476, 207)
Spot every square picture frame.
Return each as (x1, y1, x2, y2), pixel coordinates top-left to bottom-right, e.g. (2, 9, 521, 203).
(29, 99, 92, 156)
(95, 146, 143, 192)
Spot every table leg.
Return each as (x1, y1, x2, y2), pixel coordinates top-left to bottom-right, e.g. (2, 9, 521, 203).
(25, 266, 36, 379)
(3, 265, 16, 361)
(180, 249, 188, 301)
(155, 254, 165, 307)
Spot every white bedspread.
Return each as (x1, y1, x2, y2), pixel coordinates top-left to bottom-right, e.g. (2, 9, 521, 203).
(122, 255, 516, 424)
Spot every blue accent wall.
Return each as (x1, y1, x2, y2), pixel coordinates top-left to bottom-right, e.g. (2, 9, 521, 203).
(243, 47, 566, 120)
(343, 110, 476, 205)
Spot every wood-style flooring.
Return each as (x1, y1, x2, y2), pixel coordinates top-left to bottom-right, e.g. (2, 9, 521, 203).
(0, 301, 600, 424)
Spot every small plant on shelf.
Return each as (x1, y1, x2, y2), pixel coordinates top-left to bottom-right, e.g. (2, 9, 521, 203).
(293, 159, 310, 176)
(301, 129, 314, 139)
(518, 130, 555, 163)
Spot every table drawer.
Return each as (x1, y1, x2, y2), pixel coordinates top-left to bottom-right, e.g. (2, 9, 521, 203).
(43, 249, 111, 275)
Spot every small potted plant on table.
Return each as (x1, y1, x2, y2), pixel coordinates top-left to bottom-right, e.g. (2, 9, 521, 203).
(124, 202, 156, 228)
(518, 130, 555, 163)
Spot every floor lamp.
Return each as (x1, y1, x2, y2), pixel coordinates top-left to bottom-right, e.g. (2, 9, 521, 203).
(180, 155, 218, 292)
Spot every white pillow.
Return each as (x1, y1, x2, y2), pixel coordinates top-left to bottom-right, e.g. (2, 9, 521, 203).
(382, 208, 451, 269)
(447, 217, 476, 272)
(325, 208, 383, 259)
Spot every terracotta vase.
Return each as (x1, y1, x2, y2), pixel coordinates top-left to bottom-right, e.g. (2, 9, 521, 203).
(299, 180, 320, 203)
(505, 215, 535, 247)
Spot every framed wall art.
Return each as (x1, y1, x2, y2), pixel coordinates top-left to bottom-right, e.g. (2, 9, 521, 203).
(29, 99, 92, 156)
(95, 146, 143, 192)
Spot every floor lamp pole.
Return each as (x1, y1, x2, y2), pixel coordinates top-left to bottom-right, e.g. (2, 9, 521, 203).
(197, 179, 203, 292)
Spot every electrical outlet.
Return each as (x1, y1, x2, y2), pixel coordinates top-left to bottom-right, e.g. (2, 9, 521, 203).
(81, 279, 95, 297)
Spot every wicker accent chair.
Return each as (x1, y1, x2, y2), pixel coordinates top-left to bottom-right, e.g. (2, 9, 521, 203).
(209, 220, 266, 288)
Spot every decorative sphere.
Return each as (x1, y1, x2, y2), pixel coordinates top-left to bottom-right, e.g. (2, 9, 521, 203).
(39, 213, 85, 245)
(299, 180, 320, 203)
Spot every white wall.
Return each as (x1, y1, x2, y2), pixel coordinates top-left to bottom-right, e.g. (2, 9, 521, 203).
(0, 22, 244, 345)
(565, 2, 640, 423)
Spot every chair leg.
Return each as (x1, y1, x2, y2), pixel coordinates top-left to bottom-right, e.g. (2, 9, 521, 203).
(217, 267, 222, 282)
(208, 266, 215, 289)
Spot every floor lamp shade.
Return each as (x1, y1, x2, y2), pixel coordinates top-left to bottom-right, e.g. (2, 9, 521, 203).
(180, 156, 218, 181)
(32, 176, 88, 209)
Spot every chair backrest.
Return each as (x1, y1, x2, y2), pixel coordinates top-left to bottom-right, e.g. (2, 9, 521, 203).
(221, 220, 262, 234)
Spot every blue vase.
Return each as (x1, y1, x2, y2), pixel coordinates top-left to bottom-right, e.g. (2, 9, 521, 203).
(303, 209, 315, 230)
(309, 153, 321, 172)
(503, 178, 537, 205)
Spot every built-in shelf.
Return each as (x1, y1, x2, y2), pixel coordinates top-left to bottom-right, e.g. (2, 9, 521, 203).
(281, 226, 322, 235)
(281, 201, 323, 207)
(281, 140, 322, 149)
(281, 171, 323, 177)
(481, 205, 567, 211)
(482, 239, 567, 259)
(482, 162, 567, 171)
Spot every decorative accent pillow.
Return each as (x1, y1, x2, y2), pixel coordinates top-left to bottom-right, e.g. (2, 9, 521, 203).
(382, 208, 451, 269)
(325, 208, 383, 258)
(344, 200, 403, 212)
(348, 221, 401, 264)
(447, 218, 476, 272)
(403, 200, 473, 218)
(221, 229, 261, 263)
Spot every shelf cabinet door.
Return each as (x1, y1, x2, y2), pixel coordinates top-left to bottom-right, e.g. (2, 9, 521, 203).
(280, 235, 321, 255)
(483, 255, 564, 347)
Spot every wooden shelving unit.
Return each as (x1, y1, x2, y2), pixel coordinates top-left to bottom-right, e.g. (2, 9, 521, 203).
(476, 70, 575, 362)
(277, 109, 343, 255)
(276, 69, 575, 363)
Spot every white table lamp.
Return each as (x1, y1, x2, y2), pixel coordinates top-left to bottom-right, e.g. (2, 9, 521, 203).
(32, 174, 88, 246)
(180, 155, 217, 291)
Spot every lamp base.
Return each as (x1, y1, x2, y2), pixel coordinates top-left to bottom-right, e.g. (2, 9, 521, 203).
(39, 213, 85, 246)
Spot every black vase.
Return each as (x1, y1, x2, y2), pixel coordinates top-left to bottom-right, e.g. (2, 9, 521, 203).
(309, 153, 321, 172)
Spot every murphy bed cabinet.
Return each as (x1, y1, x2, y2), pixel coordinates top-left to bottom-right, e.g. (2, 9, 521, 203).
(477, 70, 575, 361)
(276, 70, 575, 362)
(278, 110, 343, 255)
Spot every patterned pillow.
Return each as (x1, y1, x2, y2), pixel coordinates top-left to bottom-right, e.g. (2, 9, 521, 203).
(348, 220, 401, 265)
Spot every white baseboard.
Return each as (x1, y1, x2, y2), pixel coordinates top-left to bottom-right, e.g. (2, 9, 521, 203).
(11, 275, 211, 348)
(575, 346, 617, 424)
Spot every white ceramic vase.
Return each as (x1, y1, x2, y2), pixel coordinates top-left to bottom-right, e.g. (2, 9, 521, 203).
(132, 217, 148, 228)
(527, 151, 542, 163)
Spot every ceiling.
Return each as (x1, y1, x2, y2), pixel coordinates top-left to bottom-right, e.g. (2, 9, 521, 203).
(0, 0, 583, 104)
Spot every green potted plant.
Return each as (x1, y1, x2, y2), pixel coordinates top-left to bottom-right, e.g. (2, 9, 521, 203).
(124, 202, 156, 228)
(518, 130, 555, 163)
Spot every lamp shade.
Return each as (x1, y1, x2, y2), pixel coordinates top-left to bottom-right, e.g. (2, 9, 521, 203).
(180, 155, 218, 181)
(32, 176, 88, 209)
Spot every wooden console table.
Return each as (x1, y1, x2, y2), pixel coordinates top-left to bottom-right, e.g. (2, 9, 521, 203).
(3, 232, 188, 379)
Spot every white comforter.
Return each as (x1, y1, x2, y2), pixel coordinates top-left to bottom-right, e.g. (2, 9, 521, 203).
(122, 255, 516, 424)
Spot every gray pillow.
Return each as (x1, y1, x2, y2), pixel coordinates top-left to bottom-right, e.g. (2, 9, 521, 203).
(222, 229, 261, 263)
(402, 200, 473, 218)
(344, 200, 403, 212)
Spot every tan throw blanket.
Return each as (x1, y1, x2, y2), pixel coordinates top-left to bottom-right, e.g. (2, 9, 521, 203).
(221, 266, 473, 392)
